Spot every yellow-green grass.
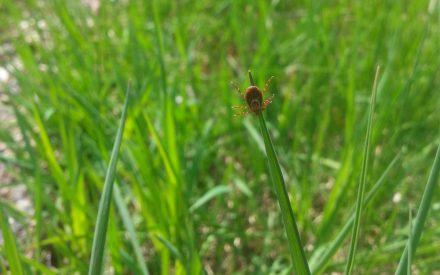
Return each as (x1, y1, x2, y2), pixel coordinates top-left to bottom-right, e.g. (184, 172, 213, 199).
(0, 0, 439, 273)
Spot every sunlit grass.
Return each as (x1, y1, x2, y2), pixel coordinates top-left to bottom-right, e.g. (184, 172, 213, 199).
(0, 0, 439, 273)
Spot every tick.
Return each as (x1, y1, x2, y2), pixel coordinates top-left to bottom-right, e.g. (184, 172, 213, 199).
(231, 74, 274, 116)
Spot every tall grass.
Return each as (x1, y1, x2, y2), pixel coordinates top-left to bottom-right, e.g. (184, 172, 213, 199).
(0, 0, 439, 273)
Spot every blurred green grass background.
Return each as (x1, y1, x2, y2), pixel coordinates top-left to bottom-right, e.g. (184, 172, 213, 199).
(0, 0, 439, 274)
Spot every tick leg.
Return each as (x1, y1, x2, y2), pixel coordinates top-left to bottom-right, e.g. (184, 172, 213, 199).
(232, 105, 247, 109)
(263, 76, 274, 94)
(232, 105, 248, 116)
(230, 81, 245, 99)
(233, 111, 249, 117)
(262, 94, 274, 110)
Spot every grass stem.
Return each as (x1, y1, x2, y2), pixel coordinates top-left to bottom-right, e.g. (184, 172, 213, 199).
(88, 85, 130, 275)
(344, 66, 380, 275)
(394, 143, 440, 275)
(250, 70, 311, 275)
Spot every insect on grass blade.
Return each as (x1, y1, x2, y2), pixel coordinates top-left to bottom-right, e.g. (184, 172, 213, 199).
(246, 70, 311, 275)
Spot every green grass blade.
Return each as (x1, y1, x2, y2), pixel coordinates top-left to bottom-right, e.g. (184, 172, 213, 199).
(408, 206, 412, 275)
(344, 66, 380, 275)
(9, 101, 43, 260)
(88, 86, 130, 275)
(189, 185, 231, 213)
(395, 144, 440, 275)
(32, 103, 69, 198)
(257, 113, 310, 274)
(143, 113, 178, 186)
(20, 255, 57, 274)
(310, 153, 400, 274)
(113, 184, 150, 275)
(0, 207, 24, 275)
(251, 70, 310, 274)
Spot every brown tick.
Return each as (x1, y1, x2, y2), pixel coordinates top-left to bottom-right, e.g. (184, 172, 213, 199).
(231, 74, 274, 116)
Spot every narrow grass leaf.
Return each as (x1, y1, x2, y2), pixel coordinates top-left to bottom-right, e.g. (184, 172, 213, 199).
(408, 206, 412, 275)
(0, 207, 24, 275)
(155, 235, 182, 259)
(233, 178, 253, 197)
(20, 256, 57, 275)
(257, 112, 310, 274)
(32, 104, 69, 199)
(113, 184, 150, 275)
(88, 86, 130, 275)
(395, 144, 440, 275)
(310, 153, 400, 274)
(189, 185, 231, 213)
(11, 102, 43, 260)
(143, 113, 178, 186)
(344, 66, 380, 275)
(251, 70, 310, 275)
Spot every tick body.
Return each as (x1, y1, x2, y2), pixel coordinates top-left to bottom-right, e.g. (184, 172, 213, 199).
(231, 75, 274, 116)
(245, 86, 263, 112)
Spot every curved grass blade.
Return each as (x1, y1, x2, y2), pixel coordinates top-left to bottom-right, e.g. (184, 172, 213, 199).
(189, 185, 231, 213)
(344, 66, 380, 275)
(0, 207, 24, 275)
(395, 144, 440, 275)
(88, 85, 130, 275)
(249, 70, 311, 275)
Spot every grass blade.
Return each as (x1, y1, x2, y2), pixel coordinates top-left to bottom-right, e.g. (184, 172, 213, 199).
(310, 153, 400, 274)
(9, 100, 43, 260)
(258, 112, 310, 275)
(88, 86, 130, 275)
(250, 70, 311, 274)
(113, 184, 150, 275)
(344, 66, 380, 275)
(0, 207, 24, 275)
(395, 144, 440, 275)
(408, 206, 412, 275)
(189, 185, 231, 213)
